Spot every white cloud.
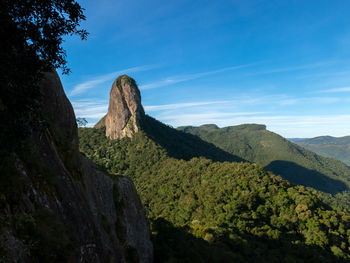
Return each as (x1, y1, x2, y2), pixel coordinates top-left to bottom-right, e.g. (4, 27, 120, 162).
(139, 63, 256, 90)
(71, 99, 108, 119)
(216, 95, 342, 107)
(69, 65, 157, 96)
(320, 87, 350, 93)
(139, 61, 336, 91)
(278, 96, 342, 105)
(144, 101, 229, 111)
(157, 112, 268, 123)
(249, 61, 331, 75)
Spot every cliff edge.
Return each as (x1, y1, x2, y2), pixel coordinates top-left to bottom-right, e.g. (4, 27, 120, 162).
(0, 72, 153, 262)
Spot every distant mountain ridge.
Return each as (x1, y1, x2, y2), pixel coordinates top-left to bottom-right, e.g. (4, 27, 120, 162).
(290, 136, 350, 166)
(178, 124, 350, 195)
(299, 136, 350, 145)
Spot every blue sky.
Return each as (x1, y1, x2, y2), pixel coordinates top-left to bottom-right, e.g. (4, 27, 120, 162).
(60, 0, 350, 138)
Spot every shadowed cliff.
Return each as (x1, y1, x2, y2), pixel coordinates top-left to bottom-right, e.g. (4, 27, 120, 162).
(0, 72, 153, 262)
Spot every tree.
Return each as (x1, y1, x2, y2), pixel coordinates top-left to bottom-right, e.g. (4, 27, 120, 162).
(0, 0, 87, 149)
(0, 0, 87, 74)
(76, 117, 88, 127)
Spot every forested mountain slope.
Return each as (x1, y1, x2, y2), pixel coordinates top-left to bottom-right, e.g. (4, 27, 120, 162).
(80, 126, 350, 262)
(140, 115, 244, 163)
(291, 136, 350, 166)
(177, 124, 350, 195)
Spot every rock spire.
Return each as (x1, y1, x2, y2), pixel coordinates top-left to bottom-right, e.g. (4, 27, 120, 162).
(95, 75, 145, 139)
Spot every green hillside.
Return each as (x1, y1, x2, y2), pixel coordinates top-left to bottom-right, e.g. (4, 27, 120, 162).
(177, 124, 350, 195)
(140, 116, 244, 163)
(291, 136, 350, 166)
(79, 125, 350, 262)
(297, 136, 350, 145)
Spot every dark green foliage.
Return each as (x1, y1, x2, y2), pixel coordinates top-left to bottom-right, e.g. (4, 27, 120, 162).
(318, 191, 350, 213)
(177, 124, 350, 195)
(140, 116, 244, 162)
(76, 117, 88, 127)
(79, 127, 350, 262)
(0, 0, 87, 151)
(151, 218, 239, 263)
(125, 246, 140, 263)
(291, 136, 350, 166)
(1, 0, 87, 74)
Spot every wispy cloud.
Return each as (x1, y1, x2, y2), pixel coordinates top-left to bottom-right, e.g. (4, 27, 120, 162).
(144, 101, 229, 111)
(238, 61, 337, 80)
(138, 61, 334, 90)
(143, 90, 350, 137)
(159, 112, 268, 122)
(215, 95, 342, 107)
(296, 70, 350, 80)
(145, 95, 346, 117)
(71, 99, 108, 120)
(320, 87, 350, 93)
(277, 96, 342, 105)
(251, 61, 331, 75)
(139, 63, 256, 90)
(69, 65, 157, 96)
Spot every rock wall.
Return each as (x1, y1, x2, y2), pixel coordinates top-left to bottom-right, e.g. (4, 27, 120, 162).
(0, 72, 153, 262)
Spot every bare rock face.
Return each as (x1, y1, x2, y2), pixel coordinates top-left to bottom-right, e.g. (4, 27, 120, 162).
(40, 71, 79, 150)
(94, 75, 144, 139)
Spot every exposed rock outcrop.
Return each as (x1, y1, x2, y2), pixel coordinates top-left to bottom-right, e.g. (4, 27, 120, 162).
(40, 71, 79, 150)
(94, 75, 145, 139)
(0, 72, 153, 262)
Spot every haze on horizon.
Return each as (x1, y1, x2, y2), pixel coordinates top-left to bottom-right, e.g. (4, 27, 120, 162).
(60, 0, 350, 138)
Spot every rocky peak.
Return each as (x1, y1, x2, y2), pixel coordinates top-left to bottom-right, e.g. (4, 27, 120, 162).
(95, 75, 145, 139)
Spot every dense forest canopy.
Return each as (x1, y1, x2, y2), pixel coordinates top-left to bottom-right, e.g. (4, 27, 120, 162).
(177, 124, 350, 196)
(79, 125, 350, 262)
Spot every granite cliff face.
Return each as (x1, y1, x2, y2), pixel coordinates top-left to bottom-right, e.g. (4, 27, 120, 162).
(0, 72, 153, 262)
(94, 75, 145, 139)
